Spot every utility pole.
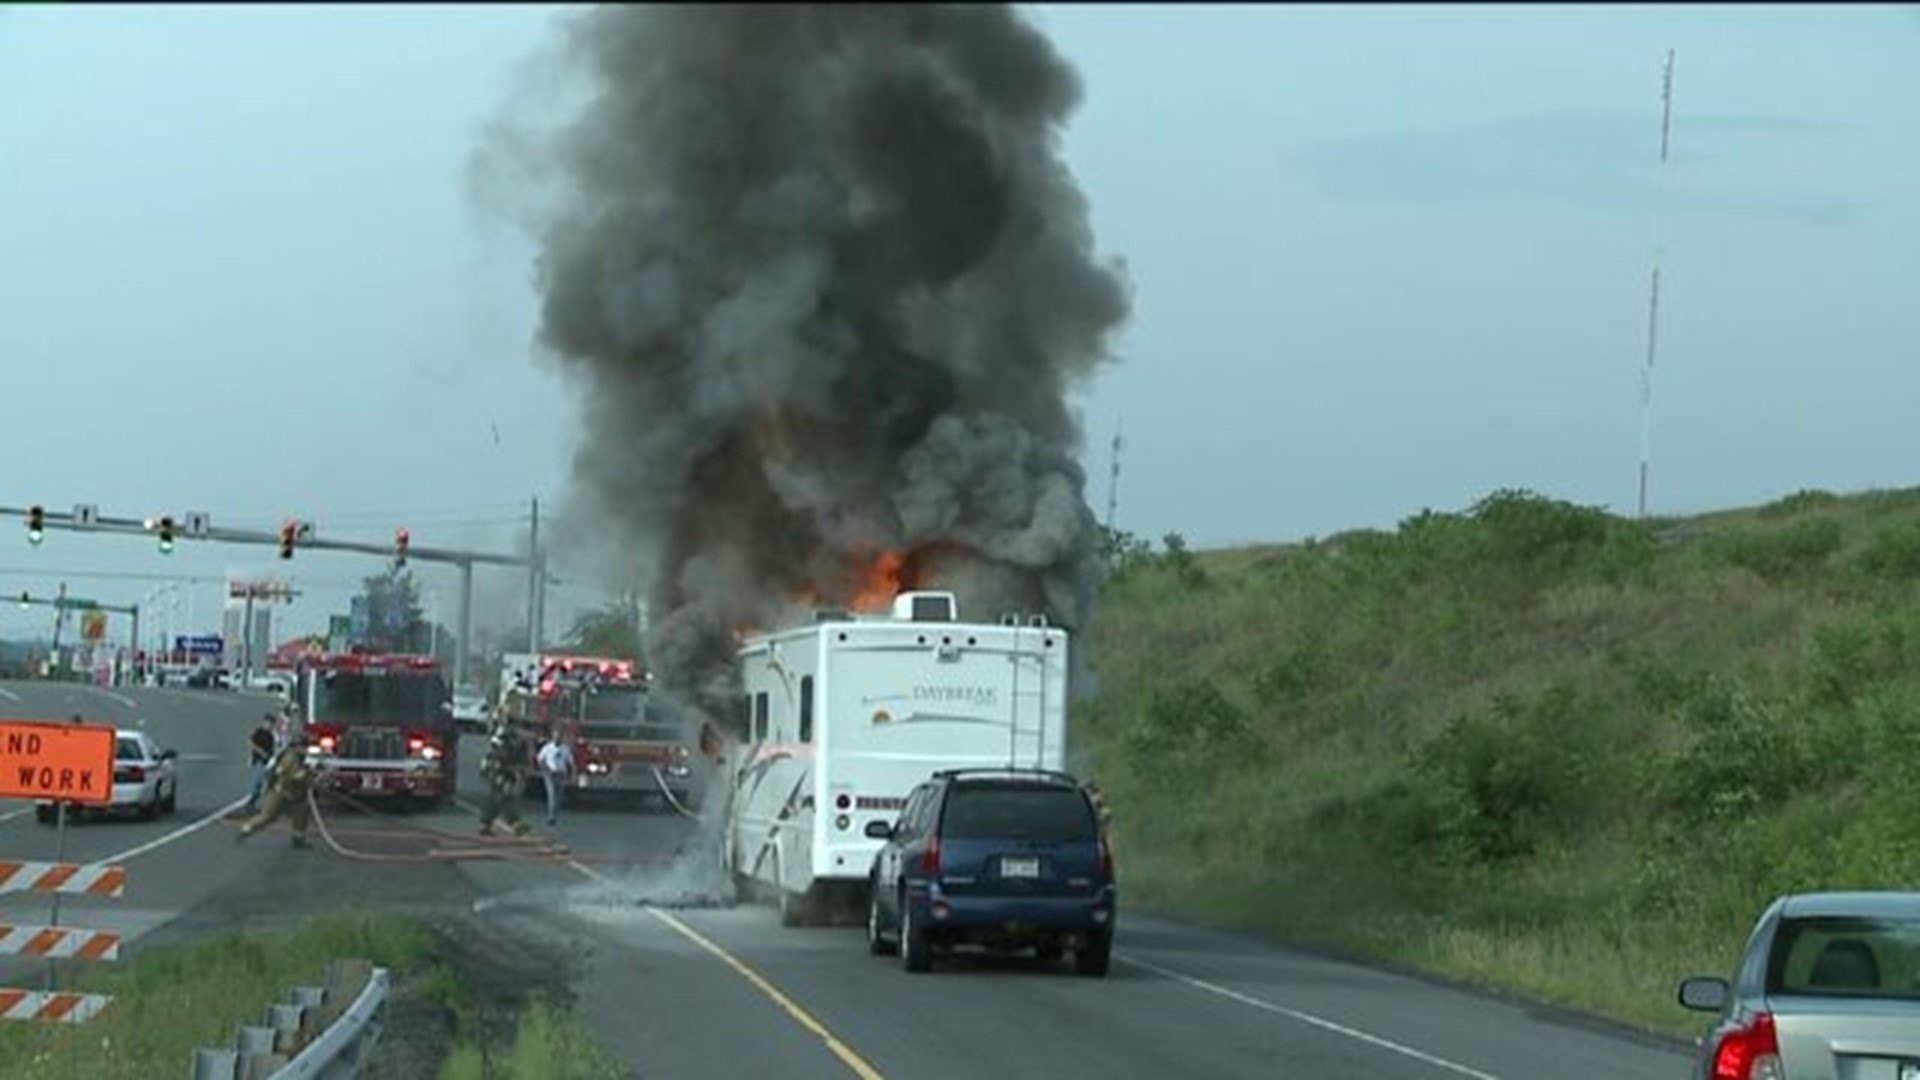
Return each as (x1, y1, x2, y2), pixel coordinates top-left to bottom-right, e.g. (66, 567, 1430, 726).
(241, 588, 256, 680)
(49, 581, 68, 675)
(527, 496, 541, 652)
(1637, 49, 1675, 519)
(456, 560, 474, 690)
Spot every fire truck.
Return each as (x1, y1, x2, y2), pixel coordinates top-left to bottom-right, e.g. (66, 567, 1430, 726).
(295, 651, 458, 808)
(500, 654, 701, 810)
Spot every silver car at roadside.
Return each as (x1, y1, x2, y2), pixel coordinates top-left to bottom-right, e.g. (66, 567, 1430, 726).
(1678, 891, 1920, 1080)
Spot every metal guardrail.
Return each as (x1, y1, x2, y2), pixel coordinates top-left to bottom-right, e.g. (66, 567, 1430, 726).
(190, 959, 389, 1080)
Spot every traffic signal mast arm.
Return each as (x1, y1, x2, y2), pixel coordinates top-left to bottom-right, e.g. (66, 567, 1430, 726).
(0, 505, 531, 569)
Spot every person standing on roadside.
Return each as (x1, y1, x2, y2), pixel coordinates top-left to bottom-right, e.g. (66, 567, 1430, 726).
(244, 714, 277, 814)
(536, 728, 575, 827)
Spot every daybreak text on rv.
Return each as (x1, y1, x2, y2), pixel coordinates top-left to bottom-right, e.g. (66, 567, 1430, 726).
(725, 591, 1069, 926)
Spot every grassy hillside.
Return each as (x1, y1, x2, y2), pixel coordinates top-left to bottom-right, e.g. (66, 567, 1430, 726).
(1078, 486, 1920, 1037)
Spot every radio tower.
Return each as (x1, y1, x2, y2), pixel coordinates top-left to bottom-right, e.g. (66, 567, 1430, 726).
(1104, 420, 1125, 532)
(1637, 49, 1675, 519)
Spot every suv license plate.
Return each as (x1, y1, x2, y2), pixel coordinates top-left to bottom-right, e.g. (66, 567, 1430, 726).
(363, 774, 383, 793)
(1002, 857, 1040, 879)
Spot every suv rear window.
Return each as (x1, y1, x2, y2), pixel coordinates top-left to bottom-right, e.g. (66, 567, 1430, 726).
(115, 738, 144, 762)
(1767, 915, 1920, 1000)
(941, 783, 1097, 844)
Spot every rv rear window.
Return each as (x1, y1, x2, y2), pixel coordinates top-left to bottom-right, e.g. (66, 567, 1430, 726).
(799, 676, 814, 744)
(753, 692, 769, 743)
(940, 784, 1096, 844)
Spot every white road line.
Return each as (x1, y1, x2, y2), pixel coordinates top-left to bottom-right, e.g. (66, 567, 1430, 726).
(0, 687, 20, 703)
(0, 806, 32, 824)
(1117, 954, 1505, 1080)
(101, 796, 250, 865)
(86, 688, 138, 709)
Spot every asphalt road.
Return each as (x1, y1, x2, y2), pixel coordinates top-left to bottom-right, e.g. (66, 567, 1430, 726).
(0, 679, 282, 983)
(0, 683, 1697, 1079)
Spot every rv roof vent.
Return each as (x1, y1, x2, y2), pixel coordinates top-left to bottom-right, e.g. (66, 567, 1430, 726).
(1028, 614, 1050, 628)
(893, 590, 957, 623)
(814, 609, 851, 623)
(1000, 613, 1019, 626)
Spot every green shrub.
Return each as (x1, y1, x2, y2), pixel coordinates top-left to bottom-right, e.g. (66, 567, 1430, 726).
(1712, 518, 1844, 583)
(1416, 683, 1605, 862)
(1082, 483, 1920, 1039)
(1856, 521, 1920, 581)
(1758, 489, 1839, 519)
(1126, 677, 1254, 770)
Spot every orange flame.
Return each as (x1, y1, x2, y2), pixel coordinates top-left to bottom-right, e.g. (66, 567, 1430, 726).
(847, 551, 907, 613)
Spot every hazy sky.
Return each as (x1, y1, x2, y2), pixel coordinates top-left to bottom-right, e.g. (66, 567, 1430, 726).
(2, 4, 1913, 649)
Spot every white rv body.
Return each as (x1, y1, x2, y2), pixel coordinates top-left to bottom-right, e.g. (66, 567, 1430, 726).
(726, 591, 1069, 914)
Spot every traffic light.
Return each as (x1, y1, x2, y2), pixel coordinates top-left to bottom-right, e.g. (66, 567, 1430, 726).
(394, 527, 410, 568)
(157, 516, 176, 554)
(278, 521, 296, 560)
(26, 505, 44, 545)
(16, 592, 28, 610)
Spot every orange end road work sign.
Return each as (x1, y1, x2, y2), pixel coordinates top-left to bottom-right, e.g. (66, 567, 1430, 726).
(0, 722, 114, 806)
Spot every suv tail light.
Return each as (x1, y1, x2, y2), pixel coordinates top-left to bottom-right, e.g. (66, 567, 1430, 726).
(920, 834, 941, 878)
(115, 765, 145, 784)
(1101, 836, 1115, 880)
(1712, 1012, 1781, 1080)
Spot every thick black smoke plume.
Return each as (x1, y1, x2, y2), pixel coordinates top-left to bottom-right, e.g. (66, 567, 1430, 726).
(511, 4, 1129, 728)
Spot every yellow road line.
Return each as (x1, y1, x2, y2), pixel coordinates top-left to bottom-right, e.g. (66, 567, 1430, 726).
(643, 906, 886, 1080)
(515, 807, 885, 1079)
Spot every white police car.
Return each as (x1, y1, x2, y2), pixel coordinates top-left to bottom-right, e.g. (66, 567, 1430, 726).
(35, 728, 179, 823)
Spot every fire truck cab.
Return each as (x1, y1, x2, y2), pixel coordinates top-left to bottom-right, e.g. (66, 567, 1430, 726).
(501, 654, 701, 811)
(296, 651, 457, 808)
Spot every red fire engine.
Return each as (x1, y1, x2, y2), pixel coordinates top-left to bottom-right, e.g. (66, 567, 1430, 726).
(501, 654, 700, 810)
(295, 651, 458, 808)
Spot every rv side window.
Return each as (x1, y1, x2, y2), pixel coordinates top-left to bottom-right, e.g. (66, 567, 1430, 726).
(799, 676, 814, 744)
(753, 692, 769, 743)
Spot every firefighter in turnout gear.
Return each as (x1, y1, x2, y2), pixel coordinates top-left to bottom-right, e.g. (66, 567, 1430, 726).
(480, 721, 532, 837)
(238, 731, 317, 848)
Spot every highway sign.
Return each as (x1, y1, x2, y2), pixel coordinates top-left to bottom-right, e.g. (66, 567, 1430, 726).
(0, 722, 114, 805)
(80, 611, 106, 643)
(175, 634, 223, 657)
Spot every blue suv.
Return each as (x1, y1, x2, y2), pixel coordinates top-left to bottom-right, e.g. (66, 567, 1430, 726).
(864, 768, 1115, 976)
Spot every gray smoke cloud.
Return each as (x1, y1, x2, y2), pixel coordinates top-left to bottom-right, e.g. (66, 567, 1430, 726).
(499, 4, 1130, 731)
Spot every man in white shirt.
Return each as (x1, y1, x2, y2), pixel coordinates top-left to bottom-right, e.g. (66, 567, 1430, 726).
(536, 730, 575, 826)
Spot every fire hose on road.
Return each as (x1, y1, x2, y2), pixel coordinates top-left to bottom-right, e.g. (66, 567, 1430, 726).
(305, 789, 574, 865)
